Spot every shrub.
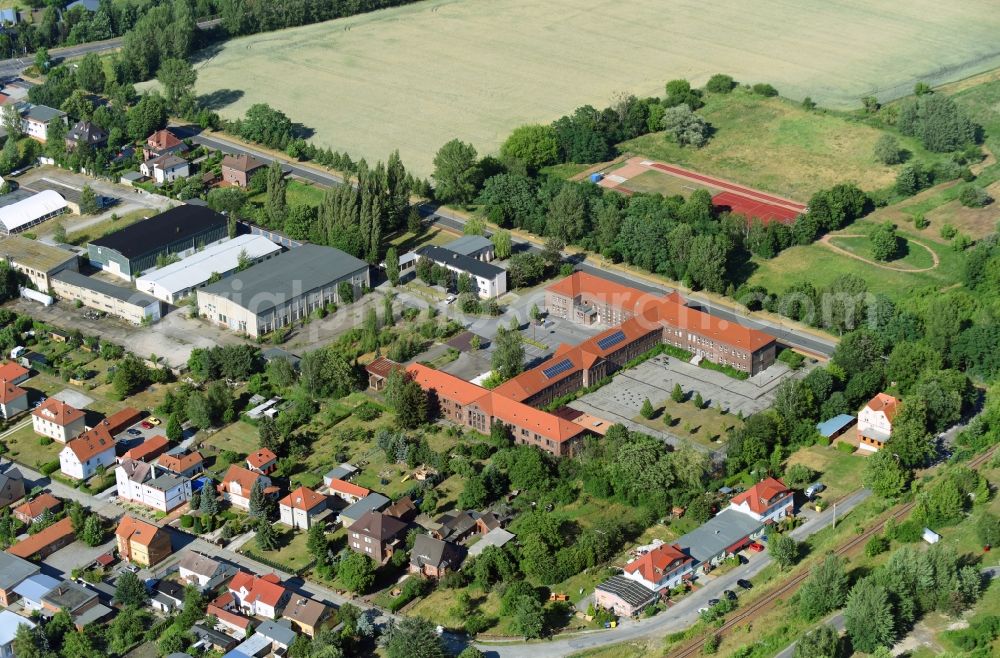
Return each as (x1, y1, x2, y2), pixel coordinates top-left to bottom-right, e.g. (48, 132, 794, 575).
(353, 401, 382, 422)
(751, 83, 778, 97)
(836, 441, 856, 454)
(873, 134, 903, 165)
(894, 519, 924, 542)
(39, 460, 60, 475)
(180, 515, 193, 528)
(940, 223, 958, 239)
(777, 349, 805, 369)
(865, 535, 889, 557)
(705, 74, 735, 94)
(38, 437, 53, 446)
(959, 185, 992, 208)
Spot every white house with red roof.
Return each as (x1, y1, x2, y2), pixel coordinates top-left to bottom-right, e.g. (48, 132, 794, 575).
(0, 379, 27, 420)
(857, 392, 899, 452)
(246, 448, 278, 475)
(31, 398, 86, 443)
(0, 361, 30, 385)
(218, 465, 276, 511)
(327, 479, 370, 504)
(228, 571, 288, 619)
(727, 477, 794, 524)
(278, 487, 327, 530)
(622, 542, 695, 592)
(58, 426, 115, 480)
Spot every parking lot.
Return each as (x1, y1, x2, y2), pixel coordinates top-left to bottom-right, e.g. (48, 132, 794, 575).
(570, 354, 805, 426)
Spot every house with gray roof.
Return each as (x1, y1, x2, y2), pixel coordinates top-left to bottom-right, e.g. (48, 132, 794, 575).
(13, 574, 60, 611)
(323, 463, 357, 487)
(0, 610, 34, 658)
(197, 244, 370, 338)
(594, 575, 657, 617)
(410, 535, 465, 579)
(339, 493, 389, 527)
(0, 552, 39, 606)
(675, 509, 764, 568)
(20, 104, 67, 142)
(414, 244, 507, 299)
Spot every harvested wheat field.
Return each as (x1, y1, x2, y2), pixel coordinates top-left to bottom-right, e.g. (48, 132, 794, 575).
(191, 0, 1000, 175)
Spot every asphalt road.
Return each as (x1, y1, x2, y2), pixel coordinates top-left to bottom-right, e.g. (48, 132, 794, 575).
(0, 19, 222, 79)
(173, 127, 837, 359)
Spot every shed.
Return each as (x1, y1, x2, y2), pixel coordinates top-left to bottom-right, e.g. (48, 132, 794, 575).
(923, 528, 941, 544)
(816, 414, 856, 439)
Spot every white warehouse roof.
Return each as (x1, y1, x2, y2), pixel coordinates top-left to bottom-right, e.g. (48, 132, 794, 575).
(135, 234, 281, 300)
(0, 190, 68, 233)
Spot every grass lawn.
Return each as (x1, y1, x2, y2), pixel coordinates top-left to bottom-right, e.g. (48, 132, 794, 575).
(66, 209, 155, 246)
(619, 90, 938, 199)
(387, 225, 459, 254)
(568, 643, 658, 658)
(200, 421, 259, 458)
(619, 169, 713, 198)
(827, 234, 936, 270)
(2, 421, 61, 469)
(951, 76, 1000, 156)
(785, 445, 865, 502)
(746, 216, 965, 303)
(244, 525, 313, 570)
(249, 179, 326, 208)
(632, 398, 742, 448)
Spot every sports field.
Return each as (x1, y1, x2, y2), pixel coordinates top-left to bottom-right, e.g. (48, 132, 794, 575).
(190, 0, 1000, 176)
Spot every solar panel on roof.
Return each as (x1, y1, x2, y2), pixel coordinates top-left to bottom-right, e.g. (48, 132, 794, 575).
(596, 329, 626, 351)
(542, 358, 573, 379)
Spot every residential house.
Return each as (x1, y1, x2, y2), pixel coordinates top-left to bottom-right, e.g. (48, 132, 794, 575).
(140, 154, 190, 184)
(385, 495, 418, 522)
(323, 463, 357, 487)
(31, 398, 86, 443)
(0, 379, 27, 420)
(157, 450, 204, 477)
(228, 572, 288, 619)
(0, 552, 40, 606)
(338, 493, 389, 528)
(0, 362, 29, 385)
(143, 129, 187, 160)
(190, 623, 238, 653)
(207, 597, 253, 637)
(467, 527, 515, 557)
(347, 511, 407, 563)
(12, 493, 61, 524)
(178, 551, 233, 592)
(0, 463, 24, 509)
(115, 458, 193, 512)
(676, 509, 765, 572)
(857, 392, 899, 452)
(150, 580, 186, 613)
(59, 425, 115, 480)
(41, 580, 98, 617)
(281, 596, 330, 638)
(11, 574, 60, 611)
(433, 510, 478, 543)
(246, 448, 278, 475)
(20, 104, 67, 142)
(622, 543, 695, 592)
(414, 244, 507, 299)
(115, 516, 171, 567)
(727, 477, 794, 524)
(0, 610, 35, 658)
(236, 619, 296, 656)
(218, 465, 276, 511)
(409, 535, 464, 579)
(475, 511, 502, 535)
(327, 478, 369, 504)
(221, 153, 266, 187)
(278, 487, 327, 530)
(65, 121, 108, 150)
(594, 575, 657, 617)
(120, 435, 170, 463)
(8, 516, 75, 560)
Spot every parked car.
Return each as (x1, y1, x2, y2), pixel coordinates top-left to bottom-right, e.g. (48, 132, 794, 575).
(724, 589, 737, 601)
(140, 421, 154, 430)
(805, 482, 826, 499)
(147, 416, 161, 426)
(127, 428, 142, 437)
(748, 542, 765, 553)
(707, 598, 719, 606)
(736, 579, 753, 590)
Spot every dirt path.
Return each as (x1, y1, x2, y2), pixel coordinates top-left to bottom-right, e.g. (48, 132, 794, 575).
(819, 233, 940, 272)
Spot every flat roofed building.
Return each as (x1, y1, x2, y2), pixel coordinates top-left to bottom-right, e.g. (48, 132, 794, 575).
(0, 552, 40, 606)
(414, 245, 507, 299)
(0, 190, 68, 235)
(443, 234, 494, 261)
(136, 234, 282, 303)
(0, 235, 79, 290)
(52, 270, 161, 324)
(87, 205, 228, 280)
(197, 244, 370, 338)
(20, 104, 67, 142)
(594, 575, 657, 617)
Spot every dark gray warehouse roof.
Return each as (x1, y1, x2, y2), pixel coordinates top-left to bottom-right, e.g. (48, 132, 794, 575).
(90, 205, 227, 258)
(199, 244, 368, 314)
(53, 270, 159, 307)
(416, 245, 505, 280)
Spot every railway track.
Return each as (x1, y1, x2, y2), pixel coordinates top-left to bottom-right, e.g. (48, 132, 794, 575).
(667, 446, 997, 658)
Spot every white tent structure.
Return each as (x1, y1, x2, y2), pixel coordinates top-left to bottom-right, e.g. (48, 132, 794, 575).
(0, 190, 68, 234)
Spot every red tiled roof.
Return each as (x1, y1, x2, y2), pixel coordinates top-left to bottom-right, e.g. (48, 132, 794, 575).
(229, 571, 285, 607)
(730, 477, 791, 515)
(247, 448, 277, 469)
(0, 379, 26, 404)
(220, 465, 265, 494)
(221, 153, 265, 173)
(0, 362, 28, 381)
(328, 479, 369, 499)
(64, 425, 114, 461)
(13, 493, 61, 519)
(8, 516, 74, 558)
(624, 543, 692, 583)
(147, 129, 183, 151)
(407, 363, 487, 406)
(116, 516, 165, 547)
(206, 603, 251, 630)
(157, 450, 203, 473)
(32, 398, 85, 427)
(865, 393, 899, 422)
(279, 486, 326, 512)
(365, 357, 401, 379)
(122, 435, 169, 462)
(102, 407, 142, 435)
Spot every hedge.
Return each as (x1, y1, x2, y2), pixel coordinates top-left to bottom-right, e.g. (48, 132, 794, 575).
(39, 460, 60, 475)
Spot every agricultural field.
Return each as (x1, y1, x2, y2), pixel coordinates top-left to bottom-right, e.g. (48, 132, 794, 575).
(190, 0, 1000, 176)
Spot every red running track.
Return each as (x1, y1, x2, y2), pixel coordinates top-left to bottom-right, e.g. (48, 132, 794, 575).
(711, 191, 801, 225)
(648, 162, 807, 211)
